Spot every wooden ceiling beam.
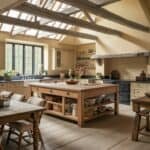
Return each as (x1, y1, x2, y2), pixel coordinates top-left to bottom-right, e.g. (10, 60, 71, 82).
(0, 15, 97, 40)
(139, 0, 150, 24)
(93, 0, 120, 7)
(56, 0, 150, 33)
(84, 11, 95, 23)
(16, 2, 122, 36)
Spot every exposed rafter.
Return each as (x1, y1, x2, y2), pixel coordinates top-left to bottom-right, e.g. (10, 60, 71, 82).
(0, 15, 97, 40)
(16, 2, 122, 36)
(84, 11, 95, 23)
(56, 0, 150, 33)
(139, 0, 150, 24)
(89, 0, 120, 6)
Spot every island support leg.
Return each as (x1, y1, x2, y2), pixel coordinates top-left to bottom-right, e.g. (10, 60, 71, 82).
(114, 90, 119, 115)
(78, 95, 84, 127)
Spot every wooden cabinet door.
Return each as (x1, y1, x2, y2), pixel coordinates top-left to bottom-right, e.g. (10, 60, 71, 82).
(0, 83, 8, 92)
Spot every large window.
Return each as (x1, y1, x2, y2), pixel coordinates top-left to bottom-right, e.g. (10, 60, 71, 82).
(5, 43, 44, 75)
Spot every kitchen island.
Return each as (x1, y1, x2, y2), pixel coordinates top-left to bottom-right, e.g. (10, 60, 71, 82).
(29, 82, 119, 127)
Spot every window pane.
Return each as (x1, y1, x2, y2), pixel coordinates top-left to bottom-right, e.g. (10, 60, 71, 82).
(24, 46, 32, 75)
(5, 43, 44, 75)
(14, 44, 23, 74)
(34, 47, 42, 75)
(5, 44, 13, 71)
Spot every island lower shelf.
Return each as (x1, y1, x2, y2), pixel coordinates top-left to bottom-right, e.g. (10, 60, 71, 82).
(29, 82, 119, 126)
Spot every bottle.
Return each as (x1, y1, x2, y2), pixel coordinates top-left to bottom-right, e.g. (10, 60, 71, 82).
(140, 70, 146, 78)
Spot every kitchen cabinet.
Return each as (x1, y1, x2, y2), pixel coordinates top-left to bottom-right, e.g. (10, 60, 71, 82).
(103, 79, 130, 105)
(130, 82, 150, 99)
(0, 82, 8, 91)
(0, 82, 30, 99)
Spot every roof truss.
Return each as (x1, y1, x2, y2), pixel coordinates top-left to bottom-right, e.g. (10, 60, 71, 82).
(0, 15, 97, 40)
(16, 2, 122, 36)
(56, 0, 150, 33)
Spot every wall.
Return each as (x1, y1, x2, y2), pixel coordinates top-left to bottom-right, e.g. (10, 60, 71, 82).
(0, 41, 5, 69)
(0, 32, 76, 75)
(104, 56, 148, 80)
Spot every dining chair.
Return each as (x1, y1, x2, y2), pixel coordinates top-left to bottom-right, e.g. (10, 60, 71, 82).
(0, 91, 13, 142)
(10, 93, 25, 102)
(2, 93, 25, 132)
(6, 96, 45, 150)
(0, 91, 13, 98)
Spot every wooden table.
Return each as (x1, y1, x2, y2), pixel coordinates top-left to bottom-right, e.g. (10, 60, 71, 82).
(0, 101, 45, 150)
(132, 96, 150, 141)
(29, 82, 119, 127)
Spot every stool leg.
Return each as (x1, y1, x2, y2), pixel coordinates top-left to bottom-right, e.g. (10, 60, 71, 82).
(18, 132, 23, 150)
(39, 129, 45, 150)
(146, 115, 150, 131)
(6, 128, 12, 145)
(132, 113, 141, 141)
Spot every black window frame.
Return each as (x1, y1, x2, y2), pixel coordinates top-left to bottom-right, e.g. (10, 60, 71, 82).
(6, 42, 44, 75)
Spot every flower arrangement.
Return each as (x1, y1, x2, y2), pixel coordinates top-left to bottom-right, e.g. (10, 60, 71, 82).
(75, 65, 86, 79)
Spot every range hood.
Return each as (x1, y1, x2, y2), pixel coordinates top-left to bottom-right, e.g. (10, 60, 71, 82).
(91, 52, 150, 59)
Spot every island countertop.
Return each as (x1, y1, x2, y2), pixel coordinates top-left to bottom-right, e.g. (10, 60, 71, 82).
(29, 82, 118, 92)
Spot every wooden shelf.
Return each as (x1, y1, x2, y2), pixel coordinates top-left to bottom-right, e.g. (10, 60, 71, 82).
(84, 110, 114, 121)
(85, 101, 114, 110)
(45, 110, 77, 121)
(47, 101, 62, 106)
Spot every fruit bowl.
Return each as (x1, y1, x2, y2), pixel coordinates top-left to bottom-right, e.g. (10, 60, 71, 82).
(66, 80, 79, 85)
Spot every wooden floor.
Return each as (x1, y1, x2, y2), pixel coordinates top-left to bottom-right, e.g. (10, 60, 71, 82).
(2, 104, 150, 150)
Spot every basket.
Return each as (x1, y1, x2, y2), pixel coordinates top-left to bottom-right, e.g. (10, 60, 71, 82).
(0, 96, 11, 107)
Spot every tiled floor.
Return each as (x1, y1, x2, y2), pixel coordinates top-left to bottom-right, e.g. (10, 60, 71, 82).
(2, 104, 150, 150)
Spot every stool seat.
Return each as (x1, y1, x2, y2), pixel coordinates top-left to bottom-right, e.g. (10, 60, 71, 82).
(9, 120, 33, 132)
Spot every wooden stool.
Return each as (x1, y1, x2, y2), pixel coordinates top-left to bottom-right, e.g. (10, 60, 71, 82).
(132, 109, 150, 141)
(132, 97, 150, 141)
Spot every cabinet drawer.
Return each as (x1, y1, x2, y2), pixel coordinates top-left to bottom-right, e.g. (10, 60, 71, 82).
(53, 90, 78, 99)
(31, 87, 39, 92)
(38, 87, 78, 99)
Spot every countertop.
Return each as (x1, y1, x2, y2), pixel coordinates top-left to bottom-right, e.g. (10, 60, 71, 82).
(0, 77, 54, 83)
(29, 82, 117, 92)
(0, 78, 150, 84)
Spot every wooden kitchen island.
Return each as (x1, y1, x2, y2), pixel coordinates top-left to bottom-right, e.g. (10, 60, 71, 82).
(29, 82, 119, 127)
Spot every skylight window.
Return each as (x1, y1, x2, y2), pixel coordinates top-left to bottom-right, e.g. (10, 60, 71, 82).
(0, 0, 82, 40)
(12, 26, 27, 35)
(20, 13, 29, 20)
(37, 31, 54, 38)
(53, 22, 61, 28)
(8, 10, 20, 18)
(49, 34, 57, 39)
(52, 1, 61, 11)
(2, 11, 9, 16)
(1, 24, 13, 32)
(44, 0, 53, 9)
(26, 29, 37, 36)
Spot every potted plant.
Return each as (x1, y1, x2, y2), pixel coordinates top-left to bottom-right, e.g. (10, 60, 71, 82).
(0, 70, 16, 81)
